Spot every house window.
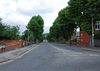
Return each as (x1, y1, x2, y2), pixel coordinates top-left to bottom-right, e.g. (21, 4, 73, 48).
(96, 21, 100, 30)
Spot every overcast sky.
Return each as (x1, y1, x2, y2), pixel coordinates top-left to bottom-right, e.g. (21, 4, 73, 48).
(0, 0, 69, 33)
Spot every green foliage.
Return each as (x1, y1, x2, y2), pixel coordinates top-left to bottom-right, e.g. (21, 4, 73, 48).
(26, 15, 44, 43)
(0, 18, 20, 40)
(47, 7, 77, 42)
(95, 31, 100, 39)
(0, 18, 5, 37)
(21, 30, 28, 41)
(80, 22, 92, 35)
(48, 0, 100, 42)
(68, 0, 100, 34)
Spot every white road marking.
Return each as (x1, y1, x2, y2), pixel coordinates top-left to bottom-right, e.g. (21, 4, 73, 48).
(88, 54, 99, 57)
(81, 48, 100, 52)
(49, 44, 100, 57)
(68, 55, 79, 56)
(49, 44, 84, 56)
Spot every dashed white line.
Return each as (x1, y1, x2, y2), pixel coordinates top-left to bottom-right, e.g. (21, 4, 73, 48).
(88, 54, 99, 57)
(68, 55, 79, 56)
(81, 48, 100, 52)
(49, 44, 100, 57)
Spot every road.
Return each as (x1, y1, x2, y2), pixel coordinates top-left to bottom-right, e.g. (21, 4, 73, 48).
(0, 42, 100, 71)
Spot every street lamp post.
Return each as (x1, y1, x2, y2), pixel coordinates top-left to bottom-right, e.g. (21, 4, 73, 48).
(28, 30, 30, 42)
(91, 16, 94, 48)
(81, 12, 94, 48)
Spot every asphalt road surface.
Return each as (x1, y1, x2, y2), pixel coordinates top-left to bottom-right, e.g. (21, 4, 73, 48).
(0, 42, 100, 71)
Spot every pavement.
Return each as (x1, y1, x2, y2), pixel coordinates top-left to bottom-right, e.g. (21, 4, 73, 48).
(0, 44, 36, 64)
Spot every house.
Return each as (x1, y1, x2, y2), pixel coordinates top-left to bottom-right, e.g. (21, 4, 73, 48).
(94, 21, 100, 47)
(79, 21, 100, 47)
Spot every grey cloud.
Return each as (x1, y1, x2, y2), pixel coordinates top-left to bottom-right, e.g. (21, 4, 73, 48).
(19, 25, 27, 34)
(34, 8, 54, 14)
(17, 8, 54, 16)
(3, 20, 27, 33)
(43, 26, 50, 33)
(17, 9, 33, 16)
(5, 20, 50, 33)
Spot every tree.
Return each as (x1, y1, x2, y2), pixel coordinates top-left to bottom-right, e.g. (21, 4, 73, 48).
(58, 7, 76, 40)
(0, 18, 20, 40)
(10, 26, 20, 39)
(27, 15, 44, 43)
(2, 25, 20, 40)
(68, 0, 100, 34)
(0, 18, 5, 39)
(47, 7, 77, 42)
(21, 30, 28, 41)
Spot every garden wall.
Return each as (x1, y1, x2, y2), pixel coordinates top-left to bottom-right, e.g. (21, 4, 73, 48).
(0, 40, 25, 52)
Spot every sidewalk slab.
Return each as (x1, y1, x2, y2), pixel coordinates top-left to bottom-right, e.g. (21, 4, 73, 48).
(0, 44, 35, 64)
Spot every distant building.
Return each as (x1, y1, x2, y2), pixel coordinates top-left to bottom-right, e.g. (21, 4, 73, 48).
(79, 21, 100, 47)
(71, 21, 100, 47)
(94, 21, 100, 47)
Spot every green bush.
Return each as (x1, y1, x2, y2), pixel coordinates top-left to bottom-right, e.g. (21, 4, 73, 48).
(95, 31, 100, 39)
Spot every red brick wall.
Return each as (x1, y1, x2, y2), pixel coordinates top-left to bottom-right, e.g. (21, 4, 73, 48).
(79, 31, 90, 46)
(0, 40, 25, 52)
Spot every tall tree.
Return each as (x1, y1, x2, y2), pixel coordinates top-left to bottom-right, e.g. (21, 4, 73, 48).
(68, 0, 100, 34)
(27, 15, 44, 42)
(0, 18, 20, 40)
(48, 7, 77, 42)
(0, 18, 5, 39)
(2, 25, 20, 40)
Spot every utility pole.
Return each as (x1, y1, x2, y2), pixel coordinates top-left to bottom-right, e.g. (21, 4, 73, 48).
(91, 16, 94, 48)
(27, 30, 30, 45)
